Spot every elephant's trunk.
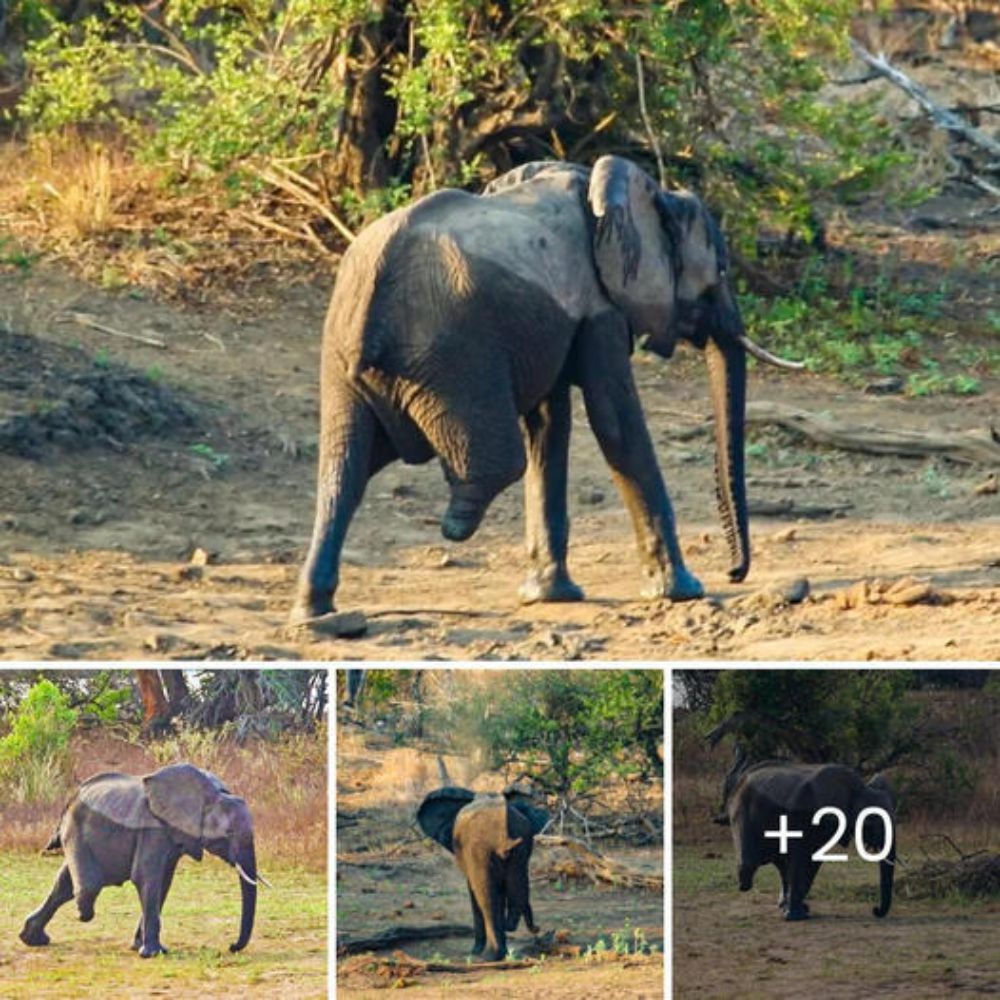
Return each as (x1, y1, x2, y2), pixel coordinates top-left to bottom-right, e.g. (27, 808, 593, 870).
(230, 839, 258, 952)
(705, 335, 750, 582)
(873, 842, 895, 918)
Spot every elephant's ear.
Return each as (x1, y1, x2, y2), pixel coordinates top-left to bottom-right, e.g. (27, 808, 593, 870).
(867, 773, 895, 806)
(77, 772, 160, 830)
(510, 802, 549, 837)
(587, 155, 675, 338)
(417, 787, 475, 853)
(144, 763, 225, 851)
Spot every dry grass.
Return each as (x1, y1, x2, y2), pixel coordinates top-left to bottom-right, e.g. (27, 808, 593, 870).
(0, 135, 328, 301)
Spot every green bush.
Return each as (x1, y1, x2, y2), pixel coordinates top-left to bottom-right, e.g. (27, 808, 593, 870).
(13, 1, 907, 242)
(0, 679, 78, 803)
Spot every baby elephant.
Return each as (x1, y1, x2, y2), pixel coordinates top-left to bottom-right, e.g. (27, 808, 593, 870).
(20, 763, 264, 957)
(417, 786, 549, 961)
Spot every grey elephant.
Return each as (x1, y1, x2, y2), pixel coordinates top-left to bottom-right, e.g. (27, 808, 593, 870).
(417, 786, 549, 961)
(726, 762, 895, 921)
(20, 762, 264, 956)
(291, 155, 800, 621)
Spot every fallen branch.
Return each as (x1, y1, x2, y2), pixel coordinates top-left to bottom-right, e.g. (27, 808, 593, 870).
(337, 924, 472, 956)
(746, 401, 1000, 465)
(850, 41, 1000, 162)
(748, 498, 853, 518)
(59, 311, 167, 349)
(534, 835, 663, 892)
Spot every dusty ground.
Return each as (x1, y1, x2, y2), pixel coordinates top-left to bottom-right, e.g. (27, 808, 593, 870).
(335, 726, 664, 997)
(0, 257, 998, 660)
(674, 839, 1000, 999)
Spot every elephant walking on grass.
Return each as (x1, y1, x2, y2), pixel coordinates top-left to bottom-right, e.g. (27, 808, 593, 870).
(726, 762, 895, 921)
(20, 763, 265, 957)
(417, 787, 549, 961)
(291, 155, 801, 621)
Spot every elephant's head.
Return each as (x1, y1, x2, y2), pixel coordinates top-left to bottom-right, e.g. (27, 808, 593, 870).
(143, 763, 261, 952)
(587, 155, 802, 583)
(417, 786, 549, 853)
(857, 773, 895, 919)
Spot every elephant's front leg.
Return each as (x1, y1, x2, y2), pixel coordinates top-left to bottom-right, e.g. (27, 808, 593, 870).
(132, 853, 180, 951)
(783, 850, 813, 921)
(576, 315, 703, 601)
(519, 382, 584, 604)
(20, 864, 74, 946)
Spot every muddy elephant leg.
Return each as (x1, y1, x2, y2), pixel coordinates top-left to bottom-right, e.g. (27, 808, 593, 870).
(132, 853, 180, 951)
(20, 864, 74, 946)
(519, 381, 583, 603)
(410, 364, 526, 544)
(575, 315, 702, 601)
(467, 882, 486, 956)
(467, 864, 506, 962)
(291, 382, 381, 622)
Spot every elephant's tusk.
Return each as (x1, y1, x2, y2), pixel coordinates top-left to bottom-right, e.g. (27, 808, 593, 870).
(737, 333, 806, 371)
(235, 862, 273, 888)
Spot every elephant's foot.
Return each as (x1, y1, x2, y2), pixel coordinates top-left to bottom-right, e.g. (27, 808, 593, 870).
(518, 567, 584, 605)
(19, 924, 50, 947)
(139, 943, 169, 958)
(288, 588, 335, 625)
(639, 566, 704, 602)
(477, 945, 506, 962)
(783, 904, 810, 921)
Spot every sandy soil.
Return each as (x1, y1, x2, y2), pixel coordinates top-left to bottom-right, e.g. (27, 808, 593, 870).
(0, 257, 998, 660)
(335, 726, 664, 997)
(673, 842, 1000, 999)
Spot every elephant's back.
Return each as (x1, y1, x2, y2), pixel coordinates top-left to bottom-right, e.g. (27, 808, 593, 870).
(73, 772, 160, 831)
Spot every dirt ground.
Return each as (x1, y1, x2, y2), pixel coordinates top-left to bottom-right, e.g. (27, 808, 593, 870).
(674, 840, 1000, 999)
(335, 727, 664, 997)
(0, 253, 997, 660)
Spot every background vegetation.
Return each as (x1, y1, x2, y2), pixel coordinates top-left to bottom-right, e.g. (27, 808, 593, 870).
(674, 668, 1000, 841)
(1, 2, 996, 387)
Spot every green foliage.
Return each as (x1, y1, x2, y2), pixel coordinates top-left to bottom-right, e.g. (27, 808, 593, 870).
(707, 669, 920, 773)
(14, 1, 908, 242)
(461, 670, 662, 798)
(0, 679, 77, 803)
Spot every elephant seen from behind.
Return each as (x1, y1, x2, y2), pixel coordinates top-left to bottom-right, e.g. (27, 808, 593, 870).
(291, 155, 801, 622)
(20, 762, 265, 957)
(726, 762, 896, 921)
(417, 786, 549, 961)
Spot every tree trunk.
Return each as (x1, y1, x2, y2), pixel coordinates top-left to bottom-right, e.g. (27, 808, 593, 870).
(160, 670, 189, 715)
(135, 670, 171, 733)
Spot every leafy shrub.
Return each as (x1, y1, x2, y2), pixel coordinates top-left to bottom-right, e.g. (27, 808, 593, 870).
(0, 679, 77, 803)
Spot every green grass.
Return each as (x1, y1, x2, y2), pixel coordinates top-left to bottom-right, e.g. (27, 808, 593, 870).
(0, 851, 326, 999)
(739, 258, 1000, 393)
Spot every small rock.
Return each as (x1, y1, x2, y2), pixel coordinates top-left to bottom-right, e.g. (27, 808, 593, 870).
(782, 577, 810, 604)
(863, 376, 904, 395)
(11, 567, 35, 583)
(973, 474, 998, 496)
(836, 580, 870, 610)
(884, 582, 934, 606)
(308, 610, 368, 639)
(772, 527, 797, 544)
(189, 547, 212, 566)
(578, 485, 605, 505)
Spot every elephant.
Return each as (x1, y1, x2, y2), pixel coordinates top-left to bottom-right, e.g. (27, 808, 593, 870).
(726, 762, 895, 921)
(290, 155, 801, 621)
(20, 762, 265, 957)
(417, 786, 549, 961)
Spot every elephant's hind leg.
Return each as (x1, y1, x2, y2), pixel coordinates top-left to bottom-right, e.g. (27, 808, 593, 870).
(291, 384, 382, 622)
(519, 382, 584, 604)
(20, 864, 74, 946)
